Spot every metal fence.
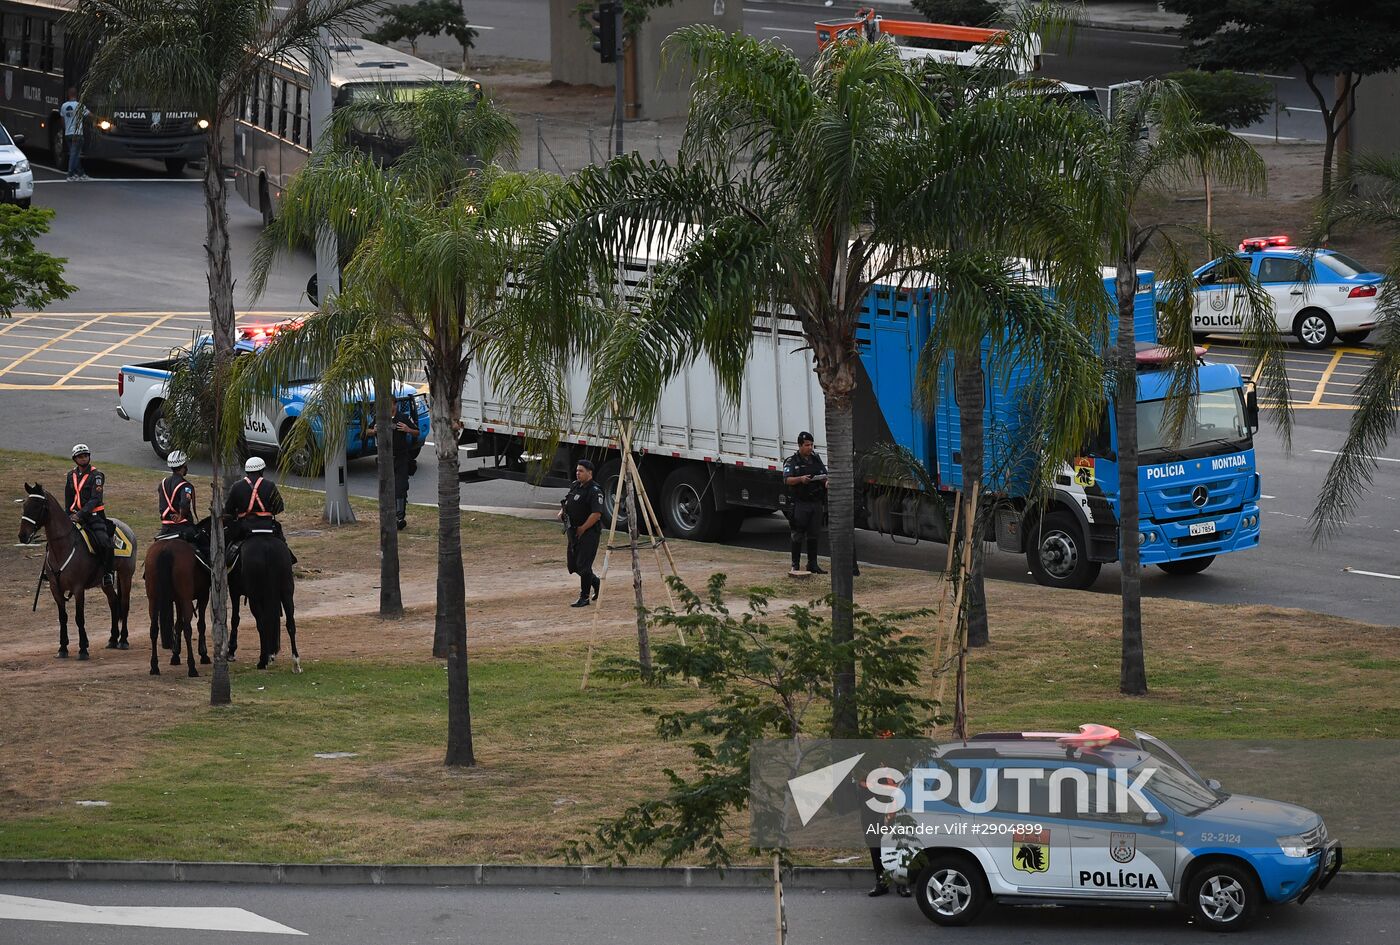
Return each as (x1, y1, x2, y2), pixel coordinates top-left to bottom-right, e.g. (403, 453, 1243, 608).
(524, 114, 679, 176)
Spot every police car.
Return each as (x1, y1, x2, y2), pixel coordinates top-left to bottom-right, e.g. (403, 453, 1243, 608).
(1191, 235, 1384, 348)
(877, 725, 1340, 932)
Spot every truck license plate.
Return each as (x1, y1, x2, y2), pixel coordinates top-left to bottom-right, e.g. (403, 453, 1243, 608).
(1189, 521, 1217, 537)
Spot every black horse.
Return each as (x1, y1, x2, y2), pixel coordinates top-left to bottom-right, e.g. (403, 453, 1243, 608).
(229, 530, 299, 671)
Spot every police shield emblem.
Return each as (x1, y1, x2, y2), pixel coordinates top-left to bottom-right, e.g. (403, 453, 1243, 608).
(1111, 831, 1136, 864)
(1209, 290, 1227, 312)
(1012, 828, 1050, 874)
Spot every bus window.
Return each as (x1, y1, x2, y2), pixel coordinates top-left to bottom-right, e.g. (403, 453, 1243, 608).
(299, 84, 311, 146)
(276, 78, 289, 138)
(3, 15, 22, 67)
(289, 85, 301, 145)
(43, 21, 61, 74)
(262, 73, 275, 130)
(24, 15, 42, 70)
(240, 80, 253, 123)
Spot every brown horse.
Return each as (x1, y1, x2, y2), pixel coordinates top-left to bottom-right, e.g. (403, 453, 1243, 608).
(143, 535, 210, 677)
(19, 482, 135, 659)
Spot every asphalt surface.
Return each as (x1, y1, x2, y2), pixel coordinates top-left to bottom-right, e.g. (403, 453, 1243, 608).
(1, 880, 1394, 944)
(435, 0, 1327, 142)
(3, 169, 1398, 626)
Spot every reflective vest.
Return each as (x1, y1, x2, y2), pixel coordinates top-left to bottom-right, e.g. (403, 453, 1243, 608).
(242, 476, 273, 518)
(69, 470, 103, 514)
(159, 477, 193, 525)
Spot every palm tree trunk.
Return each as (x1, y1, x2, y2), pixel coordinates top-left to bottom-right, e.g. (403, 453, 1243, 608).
(428, 365, 474, 766)
(375, 365, 403, 617)
(954, 347, 989, 648)
(824, 392, 857, 738)
(202, 124, 236, 707)
(1115, 254, 1147, 696)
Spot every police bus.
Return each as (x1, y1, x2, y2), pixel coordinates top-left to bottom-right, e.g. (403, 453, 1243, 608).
(231, 38, 479, 225)
(0, 0, 207, 173)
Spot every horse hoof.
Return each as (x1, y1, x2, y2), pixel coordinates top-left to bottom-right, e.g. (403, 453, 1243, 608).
(117, 641, 129, 651)
(150, 666, 160, 676)
(257, 661, 269, 670)
(170, 655, 181, 666)
(57, 648, 68, 659)
(188, 668, 200, 678)
(105, 639, 118, 649)
(77, 651, 89, 661)
(200, 655, 211, 665)
(227, 653, 236, 662)
(293, 659, 302, 674)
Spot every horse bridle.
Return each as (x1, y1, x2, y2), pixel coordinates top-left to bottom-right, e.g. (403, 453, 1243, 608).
(21, 493, 76, 577)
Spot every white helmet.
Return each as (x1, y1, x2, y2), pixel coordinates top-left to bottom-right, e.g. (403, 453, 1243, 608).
(167, 450, 189, 469)
(71, 443, 91, 458)
(244, 456, 266, 474)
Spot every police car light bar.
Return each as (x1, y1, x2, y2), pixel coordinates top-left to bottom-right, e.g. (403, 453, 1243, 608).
(1136, 345, 1208, 366)
(976, 723, 1122, 748)
(1239, 234, 1291, 252)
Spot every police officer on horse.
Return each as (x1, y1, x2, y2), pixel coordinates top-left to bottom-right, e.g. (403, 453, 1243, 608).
(66, 443, 115, 587)
(157, 450, 198, 542)
(223, 456, 287, 544)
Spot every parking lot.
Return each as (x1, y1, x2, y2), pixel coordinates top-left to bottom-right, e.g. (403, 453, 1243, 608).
(1200, 339, 1380, 410)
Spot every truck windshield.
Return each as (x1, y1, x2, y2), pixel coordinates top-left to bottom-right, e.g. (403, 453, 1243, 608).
(1137, 389, 1249, 458)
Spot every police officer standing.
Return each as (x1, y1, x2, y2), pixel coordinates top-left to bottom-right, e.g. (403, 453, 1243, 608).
(783, 432, 828, 576)
(223, 456, 286, 544)
(66, 443, 114, 586)
(156, 450, 198, 543)
(559, 459, 604, 608)
(369, 399, 420, 531)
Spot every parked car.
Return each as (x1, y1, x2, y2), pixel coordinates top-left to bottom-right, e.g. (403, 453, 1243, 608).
(1190, 236, 1384, 348)
(0, 122, 34, 209)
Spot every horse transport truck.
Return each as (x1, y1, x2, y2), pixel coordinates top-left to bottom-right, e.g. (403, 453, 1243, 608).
(459, 259, 1262, 590)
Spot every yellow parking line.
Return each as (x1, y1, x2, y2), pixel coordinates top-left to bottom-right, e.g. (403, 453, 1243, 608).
(1309, 349, 1346, 406)
(57, 312, 183, 385)
(0, 313, 42, 336)
(0, 382, 112, 390)
(0, 314, 109, 378)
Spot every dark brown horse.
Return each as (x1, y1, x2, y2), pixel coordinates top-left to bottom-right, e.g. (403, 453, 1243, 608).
(228, 530, 300, 672)
(19, 482, 135, 659)
(143, 535, 210, 677)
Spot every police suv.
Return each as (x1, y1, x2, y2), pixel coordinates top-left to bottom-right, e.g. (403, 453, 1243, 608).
(1191, 235, 1384, 348)
(876, 726, 1340, 932)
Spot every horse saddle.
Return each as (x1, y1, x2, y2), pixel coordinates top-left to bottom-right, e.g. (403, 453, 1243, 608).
(77, 523, 132, 558)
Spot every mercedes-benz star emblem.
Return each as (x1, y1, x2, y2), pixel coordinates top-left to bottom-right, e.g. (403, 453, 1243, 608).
(1191, 485, 1209, 507)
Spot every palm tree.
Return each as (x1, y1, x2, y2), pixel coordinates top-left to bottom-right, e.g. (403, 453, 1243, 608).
(528, 28, 1125, 736)
(73, 0, 383, 706)
(1311, 154, 1400, 540)
(247, 84, 566, 766)
(1077, 79, 1289, 695)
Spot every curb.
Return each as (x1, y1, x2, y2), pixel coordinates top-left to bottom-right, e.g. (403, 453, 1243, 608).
(0, 861, 1395, 895)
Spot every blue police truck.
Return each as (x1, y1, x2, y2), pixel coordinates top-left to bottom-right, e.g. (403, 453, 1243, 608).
(459, 257, 1262, 589)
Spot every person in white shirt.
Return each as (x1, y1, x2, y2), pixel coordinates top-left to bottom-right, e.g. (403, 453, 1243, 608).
(59, 88, 89, 181)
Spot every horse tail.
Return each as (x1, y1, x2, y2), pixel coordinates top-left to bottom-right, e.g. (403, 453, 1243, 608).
(155, 546, 175, 650)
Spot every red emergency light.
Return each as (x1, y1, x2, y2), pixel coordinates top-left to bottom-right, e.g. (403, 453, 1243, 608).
(1239, 234, 1291, 252)
(1136, 345, 1208, 365)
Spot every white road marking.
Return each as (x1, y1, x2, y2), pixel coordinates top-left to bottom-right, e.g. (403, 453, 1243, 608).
(764, 26, 813, 34)
(1311, 449, 1400, 464)
(1283, 106, 1323, 114)
(1241, 72, 1297, 81)
(0, 894, 305, 935)
(1236, 132, 1306, 141)
(1130, 41, 1185, 49)
(1260, 494, 1276, 499)
(33, 177, 214, 185)
(1343, 567, 1400, 581)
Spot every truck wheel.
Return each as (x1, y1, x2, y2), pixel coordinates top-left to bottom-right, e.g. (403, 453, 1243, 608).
(1186, 861, 1260, 932)
(147, 402, 173, 460)
(1294, 309, 1335, 349)
(598, 457, 647, 534)
(914, 853, 988, 927)
(1027, 510, 1102, 590)
(1158, 555, 1214, 576)
(660, 466, 721, 541)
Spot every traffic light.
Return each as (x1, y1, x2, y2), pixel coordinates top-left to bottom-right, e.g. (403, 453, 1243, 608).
(590, 0, 622, 64)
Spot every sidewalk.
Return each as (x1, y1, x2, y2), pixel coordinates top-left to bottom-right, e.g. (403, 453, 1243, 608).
(788, 0, 1187, 34)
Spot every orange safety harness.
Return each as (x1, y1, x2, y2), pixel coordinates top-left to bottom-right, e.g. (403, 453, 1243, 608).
(68, 469, 104, 514)
(160, 477, 193, 525)
(242, 476, 273, 518)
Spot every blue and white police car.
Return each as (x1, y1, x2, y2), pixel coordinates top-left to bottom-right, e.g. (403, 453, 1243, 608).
(876, 725, 1340, 932)
(1190, 235, 1385, 348)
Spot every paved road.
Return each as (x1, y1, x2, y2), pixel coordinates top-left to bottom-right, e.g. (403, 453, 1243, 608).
(1, 880, 1393, 944)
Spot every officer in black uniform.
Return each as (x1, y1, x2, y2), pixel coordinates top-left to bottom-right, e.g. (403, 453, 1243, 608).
(369, 398, 421, 531)
(783, 432, 828, 576)
(156, 450, 198, 541)
(559, 459, 605, 608)
(223, 456, 286, 543)
(65, 443, 115, 586)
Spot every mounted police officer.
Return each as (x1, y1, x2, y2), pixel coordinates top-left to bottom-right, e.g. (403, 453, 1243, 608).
(783, 432, 828, 576)
(65, 443, 115, 586)
(223, 456, 286, 544)
(156, 450, 200, 539)
(559, 458, 604, 608)
(369, 398, 420, 531)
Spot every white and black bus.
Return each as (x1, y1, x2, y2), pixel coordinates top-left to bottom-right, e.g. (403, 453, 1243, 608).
(0, 0, 207, 173)
(231, 38, 478, 225)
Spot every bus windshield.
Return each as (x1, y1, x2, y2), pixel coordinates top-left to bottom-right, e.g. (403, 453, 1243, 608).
(1137, 389, 1249, 457)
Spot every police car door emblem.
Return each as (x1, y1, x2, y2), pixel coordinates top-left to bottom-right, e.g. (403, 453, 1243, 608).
(1110, 831, 1136, 864)
(1012, 828, 1050, 873)
(1209, 291, 1226, 312)
(151, 112, 162, 129)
